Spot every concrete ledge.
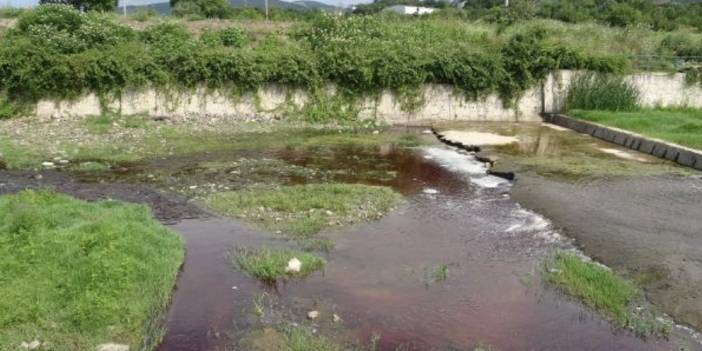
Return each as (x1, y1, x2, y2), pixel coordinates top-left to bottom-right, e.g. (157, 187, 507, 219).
(543, 114, 702, 171)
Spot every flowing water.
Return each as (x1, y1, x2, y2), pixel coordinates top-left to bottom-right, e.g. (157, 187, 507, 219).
(152, 137, 698, 350)
(2, 125, 700, 351)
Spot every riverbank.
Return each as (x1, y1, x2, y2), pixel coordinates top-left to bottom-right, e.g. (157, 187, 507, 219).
(436, 122, 702, 335)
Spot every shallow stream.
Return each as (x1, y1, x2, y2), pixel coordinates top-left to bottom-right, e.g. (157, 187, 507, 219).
(1, 124, 700, 351)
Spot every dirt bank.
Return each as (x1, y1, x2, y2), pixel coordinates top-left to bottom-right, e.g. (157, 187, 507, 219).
(0, 170, 205, 223)
(512, 173, 702, 331)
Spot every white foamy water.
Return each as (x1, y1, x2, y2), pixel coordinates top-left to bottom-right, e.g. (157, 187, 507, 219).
(422, 147, 508, 188)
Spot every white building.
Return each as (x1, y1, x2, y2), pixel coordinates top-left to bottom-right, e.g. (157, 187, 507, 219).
(384, 5, 436, 15)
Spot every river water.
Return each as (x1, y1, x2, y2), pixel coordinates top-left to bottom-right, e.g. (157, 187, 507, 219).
(157, 141, 699, 350)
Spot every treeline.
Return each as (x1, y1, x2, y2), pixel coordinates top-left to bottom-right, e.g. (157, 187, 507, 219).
(356, 0, 702, 32)
(0, 5, 625, 117)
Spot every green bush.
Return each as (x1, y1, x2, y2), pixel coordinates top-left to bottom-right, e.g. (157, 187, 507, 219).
(565, 73, 640, 112)
(172, 0, 233, 19)
(16, 4, 83, 32)
(201, 27, 247, 48)
(0, 7, 646, 119)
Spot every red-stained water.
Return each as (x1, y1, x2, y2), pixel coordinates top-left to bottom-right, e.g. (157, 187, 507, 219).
(157, 142, 698, 351)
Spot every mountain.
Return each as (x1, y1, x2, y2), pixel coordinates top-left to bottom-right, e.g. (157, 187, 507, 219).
(229, 0, 304, 10)
(291, 0, 341, 11)
(118, 2, 171, 15)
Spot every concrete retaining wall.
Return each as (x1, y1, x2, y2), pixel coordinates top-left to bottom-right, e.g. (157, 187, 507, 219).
(32, 70, 702, 123)
(544, 114, 702, 170)
(34, 84, 543, 123)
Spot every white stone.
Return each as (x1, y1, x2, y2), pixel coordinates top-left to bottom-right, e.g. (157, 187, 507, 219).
(438, 131, 519, 146)
(285, 258, 302, 273)
(307, 310, 319, 320)
(333, 314, 342, 323)
(96, 343, 129, 351)
(41, 162, 55, 168)
(422, 188, 439, 195)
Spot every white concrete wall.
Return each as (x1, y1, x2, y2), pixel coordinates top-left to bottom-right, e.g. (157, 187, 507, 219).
(33, 71, 702, 123)
(34, 84, 544, 123)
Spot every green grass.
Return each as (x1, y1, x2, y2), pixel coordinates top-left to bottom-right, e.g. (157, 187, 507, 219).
(0, 190, 184, 350)
(570, 108, 702, 150)
(546, 252, 637, 326)
(234, 248, 325, 282)
(240, 326, 346, 351)
(204, 183, 401, 238)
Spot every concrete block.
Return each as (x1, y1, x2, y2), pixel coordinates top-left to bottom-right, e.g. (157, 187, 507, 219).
(652, 145, 668, 158)
(638, 140, 656, 154)
(663, 147, 680, 162)
(677, 150, 697, 167)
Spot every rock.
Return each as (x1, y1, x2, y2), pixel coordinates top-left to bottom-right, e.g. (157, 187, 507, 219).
(325, 210, 333, 216)
(285, 258, 302, 273)
(41, 162, 55, 168)
(20, 340, 41, 350)
(307, 310, 319, 320)
(422, 188, 439, 195)
(58, 159, 69, 165)
(372, 130, 380, 135)
(96, 343, 129, 351)
(421, 129, 433, 135)
(333, 314, 342, 323)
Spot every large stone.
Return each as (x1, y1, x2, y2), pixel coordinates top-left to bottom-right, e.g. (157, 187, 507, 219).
(96, 343, 129, 351)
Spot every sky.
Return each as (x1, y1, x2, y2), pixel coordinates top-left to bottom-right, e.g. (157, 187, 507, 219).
(2, 0, 372, 8)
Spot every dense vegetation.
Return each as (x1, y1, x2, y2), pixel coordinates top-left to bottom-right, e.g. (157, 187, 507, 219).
(357, 0, 702, 33)
(0, 190, 184, 350)
(3, 1, 702, 118)
(0, 4, 633, 118)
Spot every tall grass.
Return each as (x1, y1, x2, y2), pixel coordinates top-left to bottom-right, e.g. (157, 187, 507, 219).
(565, 73, 640, 111)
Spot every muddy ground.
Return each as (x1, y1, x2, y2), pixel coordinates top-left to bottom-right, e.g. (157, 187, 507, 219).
(0, 170, 206, 223)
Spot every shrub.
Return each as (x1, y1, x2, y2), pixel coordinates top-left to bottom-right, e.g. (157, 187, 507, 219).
(565, 73, 640, 112)
(140, 21, 190, 49)
(201, 27, 247, 48)
(16, 4, 83, 32)
(660, 33, 702, 58)
(129, 8, 157, 22)
(172, 0, 233, 19)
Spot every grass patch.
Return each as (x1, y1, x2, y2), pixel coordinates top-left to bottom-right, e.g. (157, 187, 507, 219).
(546, 252, 636, 326)
(545, 251, 671, 337)
(0, 190, 184, 350)
(234, 248, 325, 283)
(565, 73, 640, 112)
(240, 326, 346, 351)
(204, 183, 401, 238)
(570, 108, 702, 150)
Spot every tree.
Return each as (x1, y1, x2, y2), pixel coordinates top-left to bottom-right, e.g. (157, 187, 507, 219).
(39, 0, 116, 12)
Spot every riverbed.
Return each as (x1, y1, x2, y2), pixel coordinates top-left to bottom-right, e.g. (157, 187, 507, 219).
(1, 123, 700, 351)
